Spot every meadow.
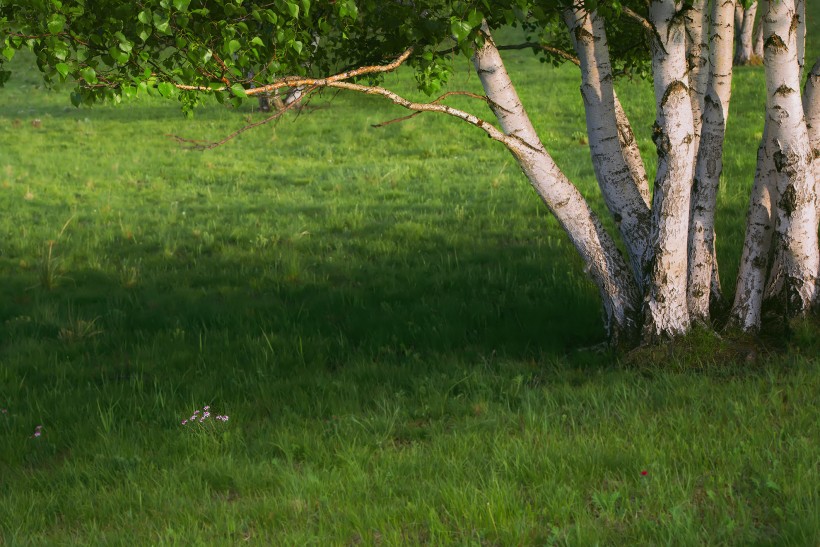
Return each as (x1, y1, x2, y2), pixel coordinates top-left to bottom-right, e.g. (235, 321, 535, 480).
(0, 23, 819, 545)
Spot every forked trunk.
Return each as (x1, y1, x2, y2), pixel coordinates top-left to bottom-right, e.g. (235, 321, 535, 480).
(563, 7, 652, 286)
(760, 0, 818, 317)
(473, 26, 642, 345)
(643, 0, 696, 340)
(734, 1, 758, 65)
(688, 0, 736, 322)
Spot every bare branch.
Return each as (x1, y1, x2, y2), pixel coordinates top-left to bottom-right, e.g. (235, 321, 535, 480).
(497, 43, 581, 66)
(372, 90, 488, 128)
(175, 48, 415, 96)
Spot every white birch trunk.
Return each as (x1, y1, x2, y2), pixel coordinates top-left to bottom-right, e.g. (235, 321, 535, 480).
(613, 93, 652, 208)
(761, 0, 818, 316)
(734, 1, 758, 65)
(753, 18, 764, 59)
(473, 25, 642, 344)
(731, 126, 776, 330)
(688, 0, 737, 322)
(795, 0, 805, 79)
(804, 60, 820, 224)
(643, 0, 696, 339)
(563, 8, 652, 286)
(686, 0, 710, 151)
(805, 59, 820, 305)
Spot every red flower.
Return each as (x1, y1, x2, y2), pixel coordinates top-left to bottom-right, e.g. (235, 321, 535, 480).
(641, 470, 648, 476)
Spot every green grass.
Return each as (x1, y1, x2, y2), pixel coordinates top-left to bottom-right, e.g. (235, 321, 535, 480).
(1, 25, 819, 544)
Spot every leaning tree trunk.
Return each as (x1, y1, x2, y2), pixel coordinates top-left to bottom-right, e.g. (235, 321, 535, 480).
(760, 0, 818, 317)
(795, 0, 805, 79)
(473, 24, 642, 345)
(643, 0, 696, 340)
(562, 7, 652, 286)
(734, 1, 758, 65)
(687, 0, 736, 322)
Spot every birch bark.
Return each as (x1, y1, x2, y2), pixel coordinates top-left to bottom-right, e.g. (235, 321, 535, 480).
(613, 94, 652, 207)
(761, 0, 818, 316)
(688, 0, 736, 321)
(734, 1, 758, 65)
(473, 25, 642, 344)
(805, 59, 820, 305)
(804, 60, 820, 222)
(686, 0, 710, 151)
(563, 7, 652, 285)
(731, 128, 776, 330)
(643, 0, 696, 339)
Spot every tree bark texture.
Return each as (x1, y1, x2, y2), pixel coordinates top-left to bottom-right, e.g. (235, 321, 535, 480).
(473, 25, 642, 344)
(613, 92, 652, 208)
(734, 1, 758, 65)
(687, 0, 737, 322)
(732, 126, 776, 330)
(685, 0, 710, 151)
(563, 7, 652, 287)
(644, 0, 696, 339)
(761, 0, 818, 317)
(804, 59, 820, 223)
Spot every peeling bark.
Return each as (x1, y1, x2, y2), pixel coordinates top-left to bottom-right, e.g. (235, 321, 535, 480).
(761, 0, 818, 317)
(734, 1, 758, 65)
(473, 25, 642, 344)
(644, 0, 696, 340)
(688, 0, 736, 322)
(563, 7, 652, 286)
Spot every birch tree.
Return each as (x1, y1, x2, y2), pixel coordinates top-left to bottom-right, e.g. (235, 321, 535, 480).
(0, 0, 816, 347)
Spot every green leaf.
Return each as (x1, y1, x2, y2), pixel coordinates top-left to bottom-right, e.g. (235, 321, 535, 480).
(48, 14, 66, 34)
(291, 40, 303, 55)
(137, 10, 152, 24)
(250, 36, 265, 47)
(450, 20, 472, 43)
(153, 12, 170, 34)
(109, 47, 129, 64)
(286, 1, 299, 18)
(55, 62, 70, 79)
(301, 0, 311, 16)
(70, 91, 83, 107)
(121, 85, 137, 100)
(230, 83, 247, 98)
(79, 66, 97, 84)
(1, 47, 14, 61)
(157, 81, 176, 98)
(466, 9, 484, 29)
(226, 39, 241, 56)
(173, 0, 191, 11)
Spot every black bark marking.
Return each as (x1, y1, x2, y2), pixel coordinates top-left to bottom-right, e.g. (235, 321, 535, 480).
(773, 84, 795, 97)
(779, 184, 797, 215)
(661, 80, 688, 107)
(765, 34, 787, 52)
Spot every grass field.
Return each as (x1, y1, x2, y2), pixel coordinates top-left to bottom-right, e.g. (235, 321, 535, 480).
(0, 22, 819, 545)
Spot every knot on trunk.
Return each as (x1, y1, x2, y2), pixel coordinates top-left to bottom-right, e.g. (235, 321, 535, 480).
(660, 80, 688, 107)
